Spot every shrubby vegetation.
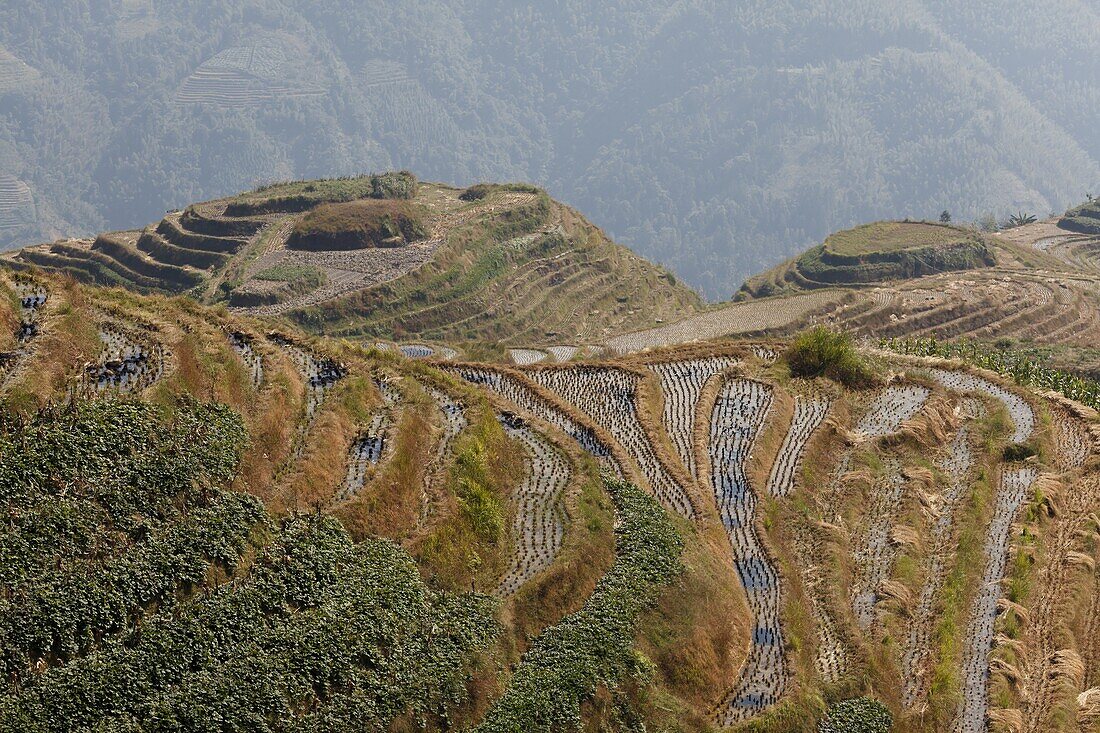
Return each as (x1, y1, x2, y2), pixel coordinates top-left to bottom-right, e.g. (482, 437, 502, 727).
(475, 478, 683, 732)
(882, 336, 1100, 412)
(0, 398, 497, 731)
(226, 172, 418, 216)
(785, 327, 875, 388)
(818, 697, 893, 733)
(460, 183, 543, 202)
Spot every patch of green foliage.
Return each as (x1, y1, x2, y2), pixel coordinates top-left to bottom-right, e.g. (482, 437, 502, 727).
(454, 437, 505, 543)
(818, 697, 893, 733)
(1002, 442, 1038, 462)
(253, 263, 328, 287)
(882, 336, 1100, 412)
(475, 477, 683, 733)
(785, 327, 875, 388)
(0, 398, 498, 732)
(226, 171, 418, 215)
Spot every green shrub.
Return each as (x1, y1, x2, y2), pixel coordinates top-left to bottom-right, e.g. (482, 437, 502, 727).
(460, 183, 494, 201)
(785, 327, 875, 388)
(1003, 442, 1037, 462)
(818, 697, 893, 733)
(459, 182, 543, 202)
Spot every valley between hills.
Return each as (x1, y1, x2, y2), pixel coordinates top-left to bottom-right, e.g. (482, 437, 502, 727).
(2, 174, 1100, 732)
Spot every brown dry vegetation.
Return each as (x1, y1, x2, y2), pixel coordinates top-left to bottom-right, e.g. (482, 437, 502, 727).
(286, 199, 428, 251)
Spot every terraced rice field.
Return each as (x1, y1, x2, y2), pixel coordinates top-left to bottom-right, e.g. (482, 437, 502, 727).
(0, 175, 35, 235)
(419, 387, 467, 522)
(267, 334, 344, 419)
(902, 407, 980, 707)
(451, 367, 620, 476)
(648, 356, 737, 479)
(801, 384, 930, 682)
(1050, 406, 1091, 470)
(604, 290, 839, 354)
(849, 458, 906, 631)
(856, 385, 931, 438)
(1018, 476, 1100, 732)
(235, 192, 532, 317)
(227, 331, 263, 388)
(0, 280, 47, 390)
(528, 367, 694, 518)
(508, 348, 549, 366)
(708, 379, 789, 723)
(338, 378, 400, 501)
(82, 324, 165, 394)
(176, 42, 325, 106)
(765, 394, 831, 497)
(955, 467, 1037, 733)
(927, 369, 1034, 442)
(495, 413, 570, 597)
(399, 344, 435, 359)
(0, 45, 38, 93)
(546, 345, 579, 362)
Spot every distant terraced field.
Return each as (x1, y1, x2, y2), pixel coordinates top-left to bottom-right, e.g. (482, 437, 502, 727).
(0, 45, 38, 93)
(176, 39, 325, 107)
(0, 175, 36, 236)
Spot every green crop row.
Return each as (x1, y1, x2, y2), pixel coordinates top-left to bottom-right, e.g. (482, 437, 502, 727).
(475, 477, 683, 732)
(881, 336, 1100, 411)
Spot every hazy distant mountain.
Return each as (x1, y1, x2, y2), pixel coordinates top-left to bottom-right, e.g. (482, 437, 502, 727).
(2, 0, 1098, 297)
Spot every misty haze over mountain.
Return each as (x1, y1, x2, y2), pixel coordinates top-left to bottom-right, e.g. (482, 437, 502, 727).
(2, 0, 1098, 298)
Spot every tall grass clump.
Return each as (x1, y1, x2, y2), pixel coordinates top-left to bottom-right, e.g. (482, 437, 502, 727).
(785, 327, 875, 388)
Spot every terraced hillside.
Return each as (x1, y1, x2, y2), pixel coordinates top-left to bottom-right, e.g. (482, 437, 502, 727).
(738, 221, 995, 299)
(596, 205, 1100, 383)
(4, 172, 701, 351)
(2, 266, 1099, 732)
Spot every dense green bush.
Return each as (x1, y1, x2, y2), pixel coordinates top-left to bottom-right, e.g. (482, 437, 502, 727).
(785, 327, 875, 388)
(475, 478, 683, 732)
(1003, 442, 1038, 462)
(460, 183, 494, 201)
(819, 697, 892, 733)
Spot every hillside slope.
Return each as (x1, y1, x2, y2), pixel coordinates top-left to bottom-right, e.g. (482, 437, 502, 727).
(3, 173, 702, 352)
(2, 267, 1100, 731)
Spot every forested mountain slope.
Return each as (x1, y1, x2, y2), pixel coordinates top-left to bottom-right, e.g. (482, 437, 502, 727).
(2, 0, 1098, 297)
